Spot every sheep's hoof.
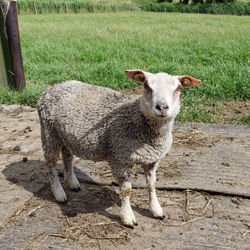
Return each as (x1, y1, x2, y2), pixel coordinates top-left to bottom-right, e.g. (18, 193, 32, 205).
(58, 198, 68, 205)
(156, 215, 165, 220)
(72, 186, 81, 192)
(123, 221, 137, 229)
(124, 224, 134, 229)
(58, 171, 64, 177)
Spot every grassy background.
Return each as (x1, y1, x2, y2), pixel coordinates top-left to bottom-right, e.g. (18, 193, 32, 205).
(1, 12, 249, 123)
(16, 0, 250, 16)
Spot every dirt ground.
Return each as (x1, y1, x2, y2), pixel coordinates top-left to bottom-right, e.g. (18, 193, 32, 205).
(0, 104, 250, 250)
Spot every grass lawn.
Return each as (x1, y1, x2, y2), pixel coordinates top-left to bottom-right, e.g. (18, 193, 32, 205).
(1, 12, 249, 124)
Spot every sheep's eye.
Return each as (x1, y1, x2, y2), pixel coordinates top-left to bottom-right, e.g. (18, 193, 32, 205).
(174, 85, 181, 93)
(144, 81, 151, 91)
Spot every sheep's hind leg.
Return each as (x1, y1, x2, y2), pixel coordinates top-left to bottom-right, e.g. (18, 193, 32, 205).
(143, 161, 165, 220)
(61, 146, 80, 191)
(111, 167, 137, 228)
(46, 160, 67, 204)
(41, 122, 67, 204)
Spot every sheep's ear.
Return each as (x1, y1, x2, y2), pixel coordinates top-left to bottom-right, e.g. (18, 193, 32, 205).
(125, 70, 148, 83)
(177, 75, 201, 88)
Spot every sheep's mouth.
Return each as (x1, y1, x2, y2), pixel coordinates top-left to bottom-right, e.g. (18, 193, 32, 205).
(153, 109, 169, 119)
(155, 113, 168, 119)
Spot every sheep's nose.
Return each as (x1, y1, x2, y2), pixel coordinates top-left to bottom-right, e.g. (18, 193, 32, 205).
(156, 104, 169, 116)
(156, 104, 169, 112)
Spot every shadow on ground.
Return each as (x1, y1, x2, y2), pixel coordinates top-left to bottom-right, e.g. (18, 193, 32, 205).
(3, 160, 152, 223)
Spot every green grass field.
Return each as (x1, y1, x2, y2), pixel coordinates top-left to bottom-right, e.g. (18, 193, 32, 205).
(1, 12, 249, 124)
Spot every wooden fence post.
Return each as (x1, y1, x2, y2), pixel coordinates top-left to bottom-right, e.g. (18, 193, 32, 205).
(0, 0, 26, 90)
(0, 0, 13, 88)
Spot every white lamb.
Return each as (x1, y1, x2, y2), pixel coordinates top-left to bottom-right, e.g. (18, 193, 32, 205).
(37, 69, 201, 228)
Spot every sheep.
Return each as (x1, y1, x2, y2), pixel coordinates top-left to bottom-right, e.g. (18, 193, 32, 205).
(37, 69, 201, 228)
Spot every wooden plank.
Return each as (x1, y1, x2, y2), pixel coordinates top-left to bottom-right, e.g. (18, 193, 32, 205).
(154, 140, 250, 197)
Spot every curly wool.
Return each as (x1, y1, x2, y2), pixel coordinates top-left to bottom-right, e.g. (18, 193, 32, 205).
(37, 81, 173, 169)
(37, 70, 201, 227)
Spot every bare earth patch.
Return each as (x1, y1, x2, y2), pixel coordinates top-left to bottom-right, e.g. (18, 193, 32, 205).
(219, 100, 250, 124)
(0, 104, 249, 249)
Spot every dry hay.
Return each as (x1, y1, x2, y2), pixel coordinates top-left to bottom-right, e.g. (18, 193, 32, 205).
(131, 188, 213, 228)
(3, 187, 214, 248)
(55, 214, 131, 247)
(3, 188, 131, 248)
(173, 127, 234, 149)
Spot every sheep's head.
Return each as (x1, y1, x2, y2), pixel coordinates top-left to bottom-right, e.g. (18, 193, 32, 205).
(125, 69, 201, 120)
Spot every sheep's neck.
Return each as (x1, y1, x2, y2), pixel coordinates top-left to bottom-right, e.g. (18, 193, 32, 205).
(138, 99, 174, 135)
(145, 116, 174, 136)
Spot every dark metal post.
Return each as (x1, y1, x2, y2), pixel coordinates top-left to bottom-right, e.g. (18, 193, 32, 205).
(5, 0, 26, 90)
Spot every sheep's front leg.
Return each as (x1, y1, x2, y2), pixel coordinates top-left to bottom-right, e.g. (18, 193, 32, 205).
(110, 161, 137, 228)
(120, 178, 138, 228)
(143, 161, 165, 220)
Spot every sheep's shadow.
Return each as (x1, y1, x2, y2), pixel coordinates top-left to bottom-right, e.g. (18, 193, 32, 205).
(3, 159, 153, 223)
